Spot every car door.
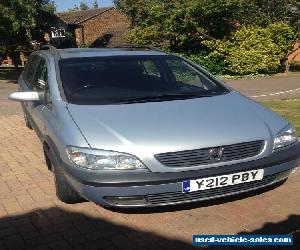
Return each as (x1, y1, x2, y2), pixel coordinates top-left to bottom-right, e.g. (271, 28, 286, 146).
(20, 55, 41, 127)
(27, 56, 49, 138)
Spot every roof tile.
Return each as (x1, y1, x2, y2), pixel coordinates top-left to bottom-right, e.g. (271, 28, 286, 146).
(56, 7, 112, 25)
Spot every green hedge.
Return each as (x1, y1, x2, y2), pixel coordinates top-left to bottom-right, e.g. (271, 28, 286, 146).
(185, 52, 227, 75)
(225, 23, 294, 75)
(290, 61, 300, 72)
(186, 23, 295, 76)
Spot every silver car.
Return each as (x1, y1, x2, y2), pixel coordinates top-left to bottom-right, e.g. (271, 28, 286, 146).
(9, 46, 300, 208)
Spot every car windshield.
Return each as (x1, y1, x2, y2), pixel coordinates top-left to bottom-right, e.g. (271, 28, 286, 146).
(59, 55, 228, 105)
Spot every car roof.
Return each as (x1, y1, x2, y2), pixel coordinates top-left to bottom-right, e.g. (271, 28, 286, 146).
(40, 48, 168, 59)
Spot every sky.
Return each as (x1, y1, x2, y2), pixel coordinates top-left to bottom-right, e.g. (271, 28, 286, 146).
(55, 0, 114, 12)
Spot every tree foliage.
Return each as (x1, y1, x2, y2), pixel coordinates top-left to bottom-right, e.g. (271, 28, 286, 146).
(79, 2, 89, 10)
(0, 0, 56, 52)
(224, 23, 295, 74)
(92, 1, 99, 9)
(115, 0, 299, 75)
(68, 1, 100, 11)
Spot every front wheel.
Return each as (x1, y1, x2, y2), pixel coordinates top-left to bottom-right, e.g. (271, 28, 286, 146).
(53, 165, 84, 204)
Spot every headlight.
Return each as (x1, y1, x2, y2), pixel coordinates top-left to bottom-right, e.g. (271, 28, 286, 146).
(273, 124, 298, 150)
(66, 146, 148, 171)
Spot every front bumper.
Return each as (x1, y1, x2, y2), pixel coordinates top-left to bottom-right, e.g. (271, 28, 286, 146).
(62, 143, 300, 207)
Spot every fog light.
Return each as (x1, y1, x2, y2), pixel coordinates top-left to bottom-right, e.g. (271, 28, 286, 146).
(104, 196, 147, 206)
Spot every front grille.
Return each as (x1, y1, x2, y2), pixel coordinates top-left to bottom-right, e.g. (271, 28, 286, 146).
(147, 171, 289, 206)
(155, 140, 264, 168)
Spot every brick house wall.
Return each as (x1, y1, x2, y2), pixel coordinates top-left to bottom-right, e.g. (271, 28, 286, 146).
(54, 8, 130, 48)
(74, 8, 130, 47)
(288, 41, 300, 62)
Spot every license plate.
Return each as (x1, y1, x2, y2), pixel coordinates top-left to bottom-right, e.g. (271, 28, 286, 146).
(182, 169, 264, 193)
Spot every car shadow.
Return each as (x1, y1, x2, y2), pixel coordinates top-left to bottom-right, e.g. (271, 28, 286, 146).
(111, 179, 286, 214)
(0, 206, 196, 250)
(206, 215, 300, 250)
(0, 204, 298, 249)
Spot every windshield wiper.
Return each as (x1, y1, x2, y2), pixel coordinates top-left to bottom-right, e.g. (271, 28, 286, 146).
(116, 93, 212, 104)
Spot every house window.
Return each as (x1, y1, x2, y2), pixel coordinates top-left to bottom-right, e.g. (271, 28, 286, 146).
(51, 27, 66, 38)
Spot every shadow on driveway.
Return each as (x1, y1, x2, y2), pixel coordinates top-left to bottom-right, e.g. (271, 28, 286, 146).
(0, 206, 196, 250)
(0, 206, 298, 249)
(1, 180, 298, 249)
(206, 215, 299, 250)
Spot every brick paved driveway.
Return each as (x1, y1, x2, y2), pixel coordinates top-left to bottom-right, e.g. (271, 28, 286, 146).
(0, 77, 299, 250)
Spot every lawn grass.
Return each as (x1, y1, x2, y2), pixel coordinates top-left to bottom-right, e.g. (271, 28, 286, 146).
(261, 99, 300, 136)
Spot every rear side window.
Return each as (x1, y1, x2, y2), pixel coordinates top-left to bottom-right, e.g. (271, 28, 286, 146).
(142, 60, 161, 78)
(32, 58, 48, 91)
(23, 55, 40, 89)
(166, 59, 213, 90)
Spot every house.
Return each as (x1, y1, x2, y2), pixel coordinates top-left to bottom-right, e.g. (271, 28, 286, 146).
(51, 7, 130, 48)
(288, 40, 300, 62)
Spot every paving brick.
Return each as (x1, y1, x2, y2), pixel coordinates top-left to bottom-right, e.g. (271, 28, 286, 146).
(110, 234, 136, 250)
(8, 217, 31, 227)
(26, 246, 50, 250)
(73, 239, 116, 250)
(3, 234, 26, 250)
(16, 194, 35, 207)
(0, 227, 17, 238)
(25, 233, 63, 248)
(61, 229, 86, 245)
(17, 223, 40, 239)
(72, 219, 97, 234)
(50, 240, 72, 250)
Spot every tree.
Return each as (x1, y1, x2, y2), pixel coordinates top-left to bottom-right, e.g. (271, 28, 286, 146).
(68, 1, 100, 11)
(114, 0, 145, 26)
(33, 0, 57, 42)
(115, 0, 298, 75)
(92, 0, 99, 9)
(115, 0, 299, 51)
(79, 2, 89, 10)
(67, 5, 79, 11)
(115, 0, 246, 52)
(224, 23, 295, 75)
(0, 0, 56, 53)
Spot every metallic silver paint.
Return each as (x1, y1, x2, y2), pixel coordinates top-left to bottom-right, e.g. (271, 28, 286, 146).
(11, 48, 299, 207)
(66, 91, 287, 172)
(8, 91, 40, 102)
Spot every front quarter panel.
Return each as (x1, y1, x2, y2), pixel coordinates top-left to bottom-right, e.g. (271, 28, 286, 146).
(42, 56, 90, 164)
(41, 100, 90, 165)
(239, 94, 289, 136)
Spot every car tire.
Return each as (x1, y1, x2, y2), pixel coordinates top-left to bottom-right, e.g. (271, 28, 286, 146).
(53, 165, 85, 204)
(24, 114, 33, 129)
(45, 146, 84, 203)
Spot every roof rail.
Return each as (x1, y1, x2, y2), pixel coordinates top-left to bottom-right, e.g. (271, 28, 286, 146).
(114, 44, 165, 52)
(39, 44, 61, 58)
(40, 45, 57, 51)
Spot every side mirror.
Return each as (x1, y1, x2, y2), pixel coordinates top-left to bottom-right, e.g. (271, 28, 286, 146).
(8, 91, 40, 102)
